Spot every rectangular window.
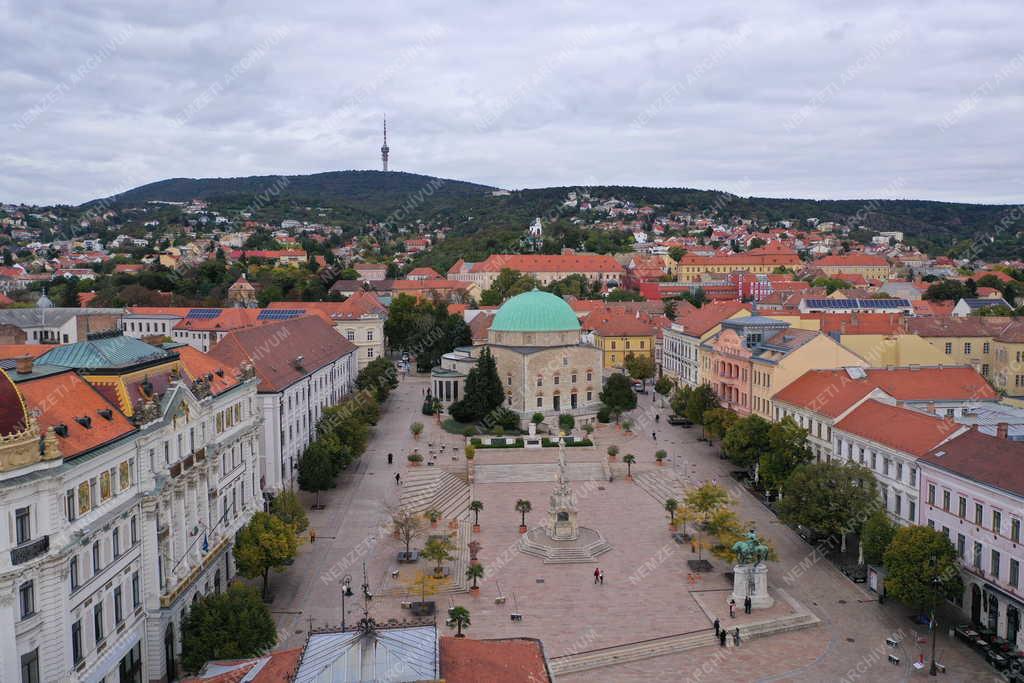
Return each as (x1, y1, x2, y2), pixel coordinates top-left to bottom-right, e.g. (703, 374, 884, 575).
(66, 489, 76, 522)
(20, 649, 39, 683)
(70, 556, 80, 591)
(92, 541, 101, 572)
(965, 342, 972, 354)
(957, 534, 966, 558)
(909, 500, 916, 523)
(536, 397, 542, 408)
(19, 581, 34, 619)
(131, 516, 138, 545)
(958, 496, 967, 518)
(94, 602, 104, 643)
(132, 572, 140, 608)
(975, 503, 984, 525)
(895, 494, 902, 517)
(992, 549, 1001, 579)
(973, 541, 982, 568)
(1013, 519, 1021, 543)
(112, 528, 120, 558)
(15, 506, 31, 544)
(928, 484, 935, 505)
(944, 342, 952, 354)
(984, 342, 991, 353)
(993, 510, 1002, 534)
(114, 586, 123, 624)
(943, 490, 950, 511)
(71, 620, 83, 664)
(1012, 559, 1020, 588)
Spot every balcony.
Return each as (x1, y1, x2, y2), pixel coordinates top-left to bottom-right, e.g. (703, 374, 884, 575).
(11, 535, 50, 565)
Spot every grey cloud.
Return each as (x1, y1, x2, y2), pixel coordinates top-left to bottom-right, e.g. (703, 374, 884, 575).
(1, 0, 1021, 205)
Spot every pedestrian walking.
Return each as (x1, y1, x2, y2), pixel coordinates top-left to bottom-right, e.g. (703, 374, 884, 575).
(713, 617, 720, 636)
(599, 570, 605, 584)
(387, 452, 393, 465)
(744, 596, 751, 614)
(719, 630, 727, 647)
(395, 472, 401, 485)
(733, 628, 741, 647)
(655, 414, 660, 423)
(594, 567, 600, 584)
(652, 431, 657, 441)
(729, 599, 736, 618)
(310, 528, 316, 544)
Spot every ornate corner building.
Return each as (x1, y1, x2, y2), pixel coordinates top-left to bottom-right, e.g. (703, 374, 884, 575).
(0, 333, 263, 683)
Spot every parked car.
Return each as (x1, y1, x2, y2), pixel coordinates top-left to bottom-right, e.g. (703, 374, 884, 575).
(794, 524, 829, 546)
(841, 564, 867, 583)
(667, 415, 693, 427)
(632, 381, 648, 394)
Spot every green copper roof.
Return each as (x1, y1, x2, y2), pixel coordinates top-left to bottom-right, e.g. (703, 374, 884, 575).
(491, 290, 581, 332)
(36, 333, 172, 370)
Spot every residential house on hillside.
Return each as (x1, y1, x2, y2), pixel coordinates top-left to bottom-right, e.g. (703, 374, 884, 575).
(447, 253, 623, 291)
(813, 253, 891, 280)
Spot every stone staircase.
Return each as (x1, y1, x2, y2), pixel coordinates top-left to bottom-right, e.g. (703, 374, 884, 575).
(399, 469, 471, 521)
(548, 593, 820, 677)
(518, 534, 612, 564)
(633, 470, 687, 506)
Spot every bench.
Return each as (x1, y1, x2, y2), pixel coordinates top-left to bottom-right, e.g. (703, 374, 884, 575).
(887, 654, 900, 665)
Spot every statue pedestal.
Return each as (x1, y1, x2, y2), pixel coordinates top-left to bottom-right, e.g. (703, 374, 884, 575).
(731, 563, 773, 609)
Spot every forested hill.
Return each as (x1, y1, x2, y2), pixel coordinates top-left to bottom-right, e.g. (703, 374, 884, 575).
(86, 172, 1018, 262)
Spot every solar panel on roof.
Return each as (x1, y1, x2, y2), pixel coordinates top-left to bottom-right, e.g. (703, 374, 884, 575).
(186, 308, 222, 319)
(257, 309, 303, 321)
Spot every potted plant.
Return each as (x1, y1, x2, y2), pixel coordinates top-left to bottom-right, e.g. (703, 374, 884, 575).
(407, 452, 423, 466)
(515, 499, 532, 533)
(558, 413, 575, 435)
(665, 498, 679, 530)
(607, 445, 619, 462)
(426, 508, 441, 528)
(464, 444, 476, 460)
(411, 422, 424, 439)
(466, 563, 484, 594)
(622, 418, 634, 435)
(469, 500, 484, 532)
(449, 605, 471, 638)
(655, 449, 667, 466)
(623, 453, 636, 480)
(532, 412, 545, 426)
(468, 540, 482, 566)
(582, 423, 594, 439)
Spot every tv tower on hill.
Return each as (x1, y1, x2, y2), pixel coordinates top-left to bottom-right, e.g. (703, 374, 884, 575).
(381, 115, 390, 172)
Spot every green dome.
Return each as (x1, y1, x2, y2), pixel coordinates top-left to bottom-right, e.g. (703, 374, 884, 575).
(491, 290, 580, 332)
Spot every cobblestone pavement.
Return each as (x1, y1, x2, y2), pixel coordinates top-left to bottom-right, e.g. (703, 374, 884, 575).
(266, 381, 1005, 681)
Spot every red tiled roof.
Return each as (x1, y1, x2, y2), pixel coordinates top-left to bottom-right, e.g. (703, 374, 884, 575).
(0, 345, 51, 360)
(174, 309, 262, 332)
(181, 648, 303, 683)
(920, 429, 1024, 495)
(588, 311, 659, 337)
(208, 316, 357, 393)
(674, 301, 751, 337)
(773, 366, 997, 417)
(268, 292, 386, 320)
(466, 254, 623, 274)
(906, 317, 1009, 338)
(175, 345, 241, 396)
(407, 267, 441, 277)
(806, 313, 906, 336)
(439, 636, 551, 683)
(835, 400, 961, 456)
(17, 370, 136, 459)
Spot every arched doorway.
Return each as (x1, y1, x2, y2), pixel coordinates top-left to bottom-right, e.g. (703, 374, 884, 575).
(1008, 605, 1020, 645)
(164, 624, 176, 680)
(972, 584, 982, 625)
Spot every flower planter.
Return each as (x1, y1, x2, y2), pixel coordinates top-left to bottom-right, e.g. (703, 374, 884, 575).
(430, 521, 438, 528)
(472, 523, 481, 533)
(608, 455, 616, 462)
(470, 586, 480, 595)
(518, 525, 528, 534)
(470, 558, 480, 567)
(626, 474, 633, 481)
(656, 460, 664, 467)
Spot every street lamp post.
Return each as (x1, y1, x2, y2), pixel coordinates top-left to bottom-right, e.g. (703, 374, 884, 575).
(930, 557, 941, 676)
(341, 575, 353, 630)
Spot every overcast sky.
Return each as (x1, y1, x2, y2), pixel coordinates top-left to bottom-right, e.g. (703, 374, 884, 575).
(2, 0, 1022, 206)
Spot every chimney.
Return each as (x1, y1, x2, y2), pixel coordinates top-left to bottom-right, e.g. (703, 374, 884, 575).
(15, 355, 33, 374)
(997, 422, 1009, 439)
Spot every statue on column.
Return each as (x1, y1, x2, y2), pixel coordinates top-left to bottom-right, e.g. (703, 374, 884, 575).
(730, 528, 774, 609)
